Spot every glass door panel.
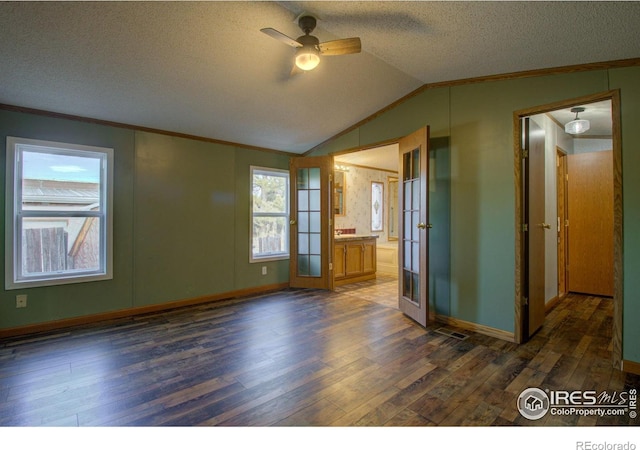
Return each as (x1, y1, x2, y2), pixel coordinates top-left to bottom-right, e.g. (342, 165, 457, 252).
(402, 149, 421, 305)
(289, 156, 334, 289)
(398, 127, 429, 326)
(296, 168, 322, 277)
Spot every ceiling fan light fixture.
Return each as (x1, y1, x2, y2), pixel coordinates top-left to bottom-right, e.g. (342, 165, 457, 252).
(261, 14, 361, 76)
(565, 107, 590, 134)
(295, 46, 320, 71)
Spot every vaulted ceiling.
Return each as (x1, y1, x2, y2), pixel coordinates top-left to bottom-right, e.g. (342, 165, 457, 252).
(1, 1, 638, 154)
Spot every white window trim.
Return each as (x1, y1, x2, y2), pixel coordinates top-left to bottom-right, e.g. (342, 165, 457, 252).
(5, 136, 114, 289)
(250, 166, 290, 263)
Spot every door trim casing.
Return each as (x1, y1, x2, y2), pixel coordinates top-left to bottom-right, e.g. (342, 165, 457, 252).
(512, 90, 622, 368)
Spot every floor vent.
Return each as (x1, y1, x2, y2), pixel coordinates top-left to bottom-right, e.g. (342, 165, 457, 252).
(434, 327, 470, 340)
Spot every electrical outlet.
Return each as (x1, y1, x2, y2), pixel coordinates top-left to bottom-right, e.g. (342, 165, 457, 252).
(262, 266, 267, 275)
(16, 294, 27, 308)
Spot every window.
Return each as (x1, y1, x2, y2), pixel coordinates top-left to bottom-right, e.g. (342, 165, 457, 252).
(250, 166, 289, 262)
(5, 137, 113, 289)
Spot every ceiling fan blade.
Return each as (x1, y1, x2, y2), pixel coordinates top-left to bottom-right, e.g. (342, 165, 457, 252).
(319, 37, 361, 56)
(260, 28, 302, 48)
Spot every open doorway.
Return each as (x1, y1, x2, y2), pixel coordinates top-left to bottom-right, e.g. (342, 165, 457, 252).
(514, 91, 622, 367)
(333, 143, 401, 306)
(332, 136, 451, 323)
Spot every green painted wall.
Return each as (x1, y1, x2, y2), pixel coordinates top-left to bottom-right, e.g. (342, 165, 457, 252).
(610, 66, 640, 363)
(0, 111, 290, 331)
(309, 67, 639, 365)
(133, 132, 237, 305)
(0, 110, 136, 328)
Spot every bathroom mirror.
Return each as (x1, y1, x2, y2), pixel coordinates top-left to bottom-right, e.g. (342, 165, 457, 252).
(334, 170, 346, 216)
(388, 176, 398, 240)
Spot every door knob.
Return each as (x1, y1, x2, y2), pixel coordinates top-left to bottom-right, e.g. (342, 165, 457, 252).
(417, 222, 426, 229)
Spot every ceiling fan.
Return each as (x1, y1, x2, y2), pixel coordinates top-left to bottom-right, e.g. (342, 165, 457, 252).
(261, 15, 361, 73)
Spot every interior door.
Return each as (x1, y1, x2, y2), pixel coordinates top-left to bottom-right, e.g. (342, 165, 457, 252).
(556, 149, 568, 297)
(523, 118, 546, 338)
(398, 127, 429, 326)
(567, 151, 614, 296)
(289, 156, 334, 290)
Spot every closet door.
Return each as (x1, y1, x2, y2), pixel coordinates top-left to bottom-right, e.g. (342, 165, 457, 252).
(524, 118, 547, 338)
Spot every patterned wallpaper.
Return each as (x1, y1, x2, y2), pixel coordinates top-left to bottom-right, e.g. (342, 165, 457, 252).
(334, 165, 399, 245)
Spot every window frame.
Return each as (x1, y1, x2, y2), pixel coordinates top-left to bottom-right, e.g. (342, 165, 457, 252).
(250, 166, 290, 263)
(5, 136, 114, 289)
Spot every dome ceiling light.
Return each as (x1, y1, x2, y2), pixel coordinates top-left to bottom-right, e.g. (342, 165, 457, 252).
(565, 107, 590, 135)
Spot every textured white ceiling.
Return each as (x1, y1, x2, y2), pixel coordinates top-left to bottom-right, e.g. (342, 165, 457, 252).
(335, 144, 399, 172)
(0, 1, 637, 154)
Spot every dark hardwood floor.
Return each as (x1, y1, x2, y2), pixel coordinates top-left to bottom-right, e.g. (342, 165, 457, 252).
(0, 276, 638, 426)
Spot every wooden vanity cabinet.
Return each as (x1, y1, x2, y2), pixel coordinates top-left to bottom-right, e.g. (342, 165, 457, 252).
(334, 243, 347, 279)
(334, 236, 377, 285)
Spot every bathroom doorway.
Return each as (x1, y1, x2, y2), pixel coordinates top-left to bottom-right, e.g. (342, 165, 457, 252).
(333, 143, 401, 301)
(332, 136, 451, 321)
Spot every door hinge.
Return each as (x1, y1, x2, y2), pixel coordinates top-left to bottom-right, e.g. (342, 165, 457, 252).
(523, 297, 529, 306)
(329, 262, 333, 271)
(522, 148, 529, 159)
(522, 223, 529, 232)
